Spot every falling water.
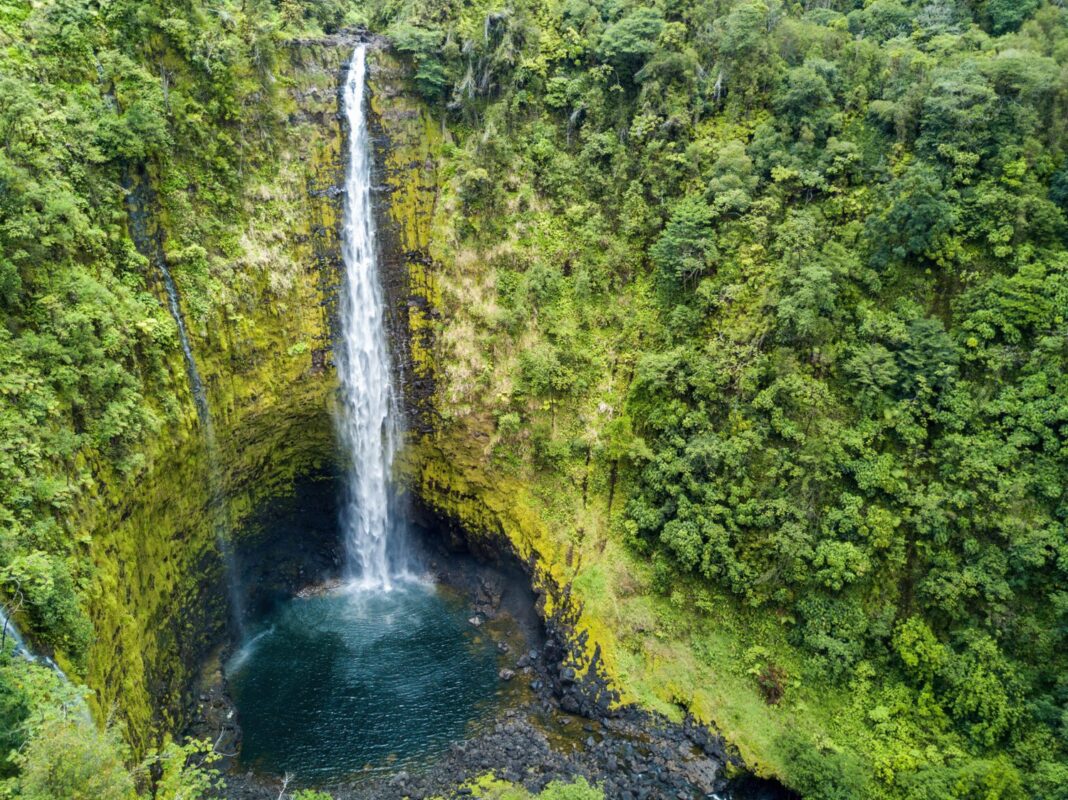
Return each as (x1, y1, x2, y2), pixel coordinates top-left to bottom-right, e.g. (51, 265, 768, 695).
(122, 173, 211, 430)
(4, 606, 94, 726)
(336, 45, 404, 591)
(123, 174, 244, 634)
(163, 275, 245, 633)
(1, 606, 30, 659)
(160, 264, 212, 432)
(1, 606, 70, 681)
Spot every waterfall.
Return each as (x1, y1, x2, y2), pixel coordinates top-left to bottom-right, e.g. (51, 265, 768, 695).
(122, 173, 244, 634)
(337, 45, 404, 591)
(3, 608, 93, 726)
(160, 263, 212, 432)
(159, 267, 245, 634)
(1, 606, 70, 681)
(1, 606, 31, 660)
(163, 268, 245, 633)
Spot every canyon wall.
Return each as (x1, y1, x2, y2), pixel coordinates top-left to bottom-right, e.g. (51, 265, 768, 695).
(81, 40, 353, 751)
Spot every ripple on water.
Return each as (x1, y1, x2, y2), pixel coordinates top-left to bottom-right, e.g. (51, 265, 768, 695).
(225, 581, 504, 784)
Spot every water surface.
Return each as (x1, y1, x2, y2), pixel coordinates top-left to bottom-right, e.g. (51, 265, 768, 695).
(227, 581, 504, 784)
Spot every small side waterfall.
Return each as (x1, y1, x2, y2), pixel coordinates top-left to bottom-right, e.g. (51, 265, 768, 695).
(160, 263, 212, 432)
(123, 173, 244, 633)
(123, 176, 211, 430)
(3, 609, 93, 726)
(1, 605, 69, 681)
(336, 45, 406, 591)
(1, 606, 31, 659)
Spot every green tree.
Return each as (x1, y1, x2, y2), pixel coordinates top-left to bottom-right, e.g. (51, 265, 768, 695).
(13, 719, 136, 800)
(779, 731, 873, 800)
(649, 195, 716, 287)
(981, 0, 1042, 35)
(598, 7, 665, 79)
(390, 23, 449, 100)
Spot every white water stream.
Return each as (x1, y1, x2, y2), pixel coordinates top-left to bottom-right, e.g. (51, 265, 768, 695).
(336, 45, 407, 591)
(1, 605, 69, 681)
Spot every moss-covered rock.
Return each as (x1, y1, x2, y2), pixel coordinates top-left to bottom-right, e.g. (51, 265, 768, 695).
(78, 39, 355, 753)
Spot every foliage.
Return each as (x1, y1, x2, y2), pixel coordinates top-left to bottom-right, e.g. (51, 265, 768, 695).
(778, 731, 873, 800)
(0, 661, 131, 799)
(2, 0, 1067, 796)
(0, 0, 344, 795)
(146, 739, 223, 800)
(390, 22, 450, 100)
(0, 658, 33, 778)
(377, 0, 1068, 796)
(649, 195, 716, 288)
(0, 0, 298, 661)
(10, 718, 137, 800)
(464, 773, 603, 800)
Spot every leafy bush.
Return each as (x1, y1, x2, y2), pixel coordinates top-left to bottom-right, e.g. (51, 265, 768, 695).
(779, 732, 873, 800)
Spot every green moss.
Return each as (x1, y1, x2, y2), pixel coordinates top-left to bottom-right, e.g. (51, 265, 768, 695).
(83, 376, 335, 751)
(72, 41, 349, 755)
(368, 48, 444, 391)
(428, 773, 603, 800)
(369, 53, 442, 255)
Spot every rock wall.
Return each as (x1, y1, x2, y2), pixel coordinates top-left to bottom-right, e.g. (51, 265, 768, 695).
(365, 43, 442, 434)
(76, 30, 635, 762)
(81, 39, 357, 753)
(358, 46, 628, 727)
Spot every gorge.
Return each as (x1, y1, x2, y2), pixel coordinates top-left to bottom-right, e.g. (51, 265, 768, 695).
(199, 41, 779, 798)
(212, 45, 542, 794)
(2, 3, 1067, 800)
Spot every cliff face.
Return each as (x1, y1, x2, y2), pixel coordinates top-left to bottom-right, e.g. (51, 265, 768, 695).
(362, 44, 781, 782)
(78, 34, 454, 756)
(365, 46, 442, 434)
(359, 53, 633, 738)
(82, 39, 354, 752)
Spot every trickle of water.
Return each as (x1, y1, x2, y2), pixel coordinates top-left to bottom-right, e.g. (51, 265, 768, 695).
(122, 174, 244, 635)
(1, 606, 30, 659)
(160, 263, 212, 432)
(336, 45, 406, 591)
(1, 606, 70, 682)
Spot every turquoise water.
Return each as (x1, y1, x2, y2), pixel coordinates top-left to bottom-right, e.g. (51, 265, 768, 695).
(226, 581, 503, 783)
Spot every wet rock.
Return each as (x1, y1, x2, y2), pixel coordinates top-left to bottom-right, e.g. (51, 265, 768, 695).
(295, 578, 344, 598)
(475, 575, 504, 614)
(499, 668, 515, 681)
